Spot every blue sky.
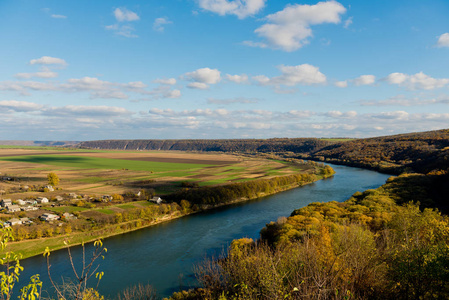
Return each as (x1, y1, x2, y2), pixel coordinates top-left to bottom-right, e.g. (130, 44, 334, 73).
(1, 0, 449, 140)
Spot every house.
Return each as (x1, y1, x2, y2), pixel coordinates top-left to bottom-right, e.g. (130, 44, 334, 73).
(1, 199, 12, 207)
(40, 213, 60, 222)
(25, 200, 38, 205)
(55, 195, 64, 201)
(36, 197, 49, 204)
(68, 193, 78, 199)
(6, 218, 22, 226)
(20, 217, 32, 225)
(149, 197, 163, 204)
(102, 195, 112, 202)
(21, 206, 38, 211)
(44, 185, 55, 192)
(7, 205, 21, 213)
(17, 199, 26, 206)
(62, 212, 77, 220)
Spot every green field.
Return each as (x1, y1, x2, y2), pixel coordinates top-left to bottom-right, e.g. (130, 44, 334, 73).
(0, 154, 212, 172)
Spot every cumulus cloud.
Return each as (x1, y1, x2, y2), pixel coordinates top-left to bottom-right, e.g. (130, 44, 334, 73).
(153, 78, 176, 85)
(334, 80, 348, 88)
(436, 33, 449, 48)
(385, 72, 449, 90)
(254, 64, 327, 86)
(30, 56, 67, 66)
(107, 8, 140, 38)
(15, 70, 58, 79)
(250, 1, 346, 51)
(352, 75, 376, 86)
(0, 100, 44, 112)
(114, 8, 139, 22)
(324, 110, 357, 118)
(183, 67, 221, 89)
(226, 74, 249, 83)
(198, 0, 266, 19)
(153, 17, 172, 32)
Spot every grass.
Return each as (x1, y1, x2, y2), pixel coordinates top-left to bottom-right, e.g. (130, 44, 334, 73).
(116, 204, 136, 209)
(0, 155, 214, 172)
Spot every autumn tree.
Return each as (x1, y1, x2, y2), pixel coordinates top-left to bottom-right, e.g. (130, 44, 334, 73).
(47, 172, 60, 186)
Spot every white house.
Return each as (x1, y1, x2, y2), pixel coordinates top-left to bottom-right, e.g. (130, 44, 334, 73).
(21, 206, 38, 211)
(6, 218, 22, 226)
(17, 199, 26, 206)
(149, 197, 163, 204)
(1, 199, 12, 207)
(7, 205, 21, 213)
(40, 213, 60, 222)
(36, 197, 49, 204)
(44, 185, 55, 192)
(55, 195, 64, 201)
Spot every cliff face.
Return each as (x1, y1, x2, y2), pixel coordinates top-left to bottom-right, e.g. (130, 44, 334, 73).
(78, 138, 335, 153)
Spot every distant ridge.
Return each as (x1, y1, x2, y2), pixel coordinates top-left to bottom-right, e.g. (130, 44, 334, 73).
(0, 140, 80, 147)
(79, 129, 449, 174)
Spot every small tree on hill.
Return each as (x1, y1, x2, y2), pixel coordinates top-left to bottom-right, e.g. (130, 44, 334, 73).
(47, 172, 60, 186)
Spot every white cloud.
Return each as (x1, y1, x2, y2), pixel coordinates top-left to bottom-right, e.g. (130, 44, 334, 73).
(0, 100, 44, 112)
(51, 14, 67, 19)
(165, 89, 181, 98)
(153, 78, 177, 85)
(153, 17, 173, 32)
(334, 80, 348, 88)
(187, 82, 209, 90)
(384, 72, 407, 84)
(436, 33, 449, 48)
(183, 67, 221, 89)
(353, 74, 376, 86)
(385, 72, 449, 90)
(198, 0, 266, 19)
(105, 24, 138, 38)
(43, 105, 132, 117)
(371, 111, 409, 120)
(29, 56, 67, 66)
(254, 64, 327, 86)
(114, 8, 139, 22)
(251, 1, 346, 51)
(15, 70, 58, 79)
(91, 91, 129, 100)
(343, 16, 353, 28)
(324, 110, 357, 118)
(226, 74, 249, 83)
(184, 68, 221, 84)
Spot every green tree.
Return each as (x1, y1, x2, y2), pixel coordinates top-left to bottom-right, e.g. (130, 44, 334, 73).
(47, 172, 60, 186)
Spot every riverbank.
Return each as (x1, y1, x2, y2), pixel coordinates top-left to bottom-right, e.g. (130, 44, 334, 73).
(4, 172, 328, 260)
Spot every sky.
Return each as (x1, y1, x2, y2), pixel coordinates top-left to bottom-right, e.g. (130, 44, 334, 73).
(1, 0, 449, 141)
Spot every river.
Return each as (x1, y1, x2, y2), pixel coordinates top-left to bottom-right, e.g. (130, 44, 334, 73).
(17, 164, 390, 298)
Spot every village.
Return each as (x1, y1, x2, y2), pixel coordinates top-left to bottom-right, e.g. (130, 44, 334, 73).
(0, 174, 164, 231)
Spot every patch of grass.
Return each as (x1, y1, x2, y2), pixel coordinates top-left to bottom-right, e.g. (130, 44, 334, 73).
(0, 155, 214, 172)
(116, 204, 135, 209)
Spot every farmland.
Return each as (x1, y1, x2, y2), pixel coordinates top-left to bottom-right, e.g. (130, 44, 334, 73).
(0, 148, 314, 197)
